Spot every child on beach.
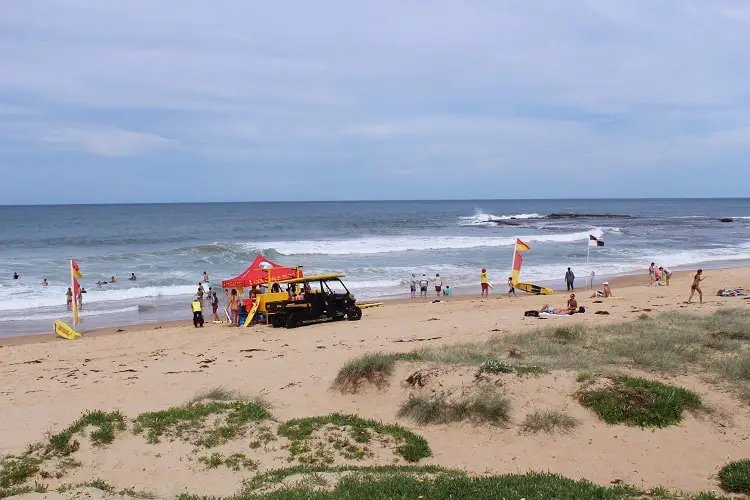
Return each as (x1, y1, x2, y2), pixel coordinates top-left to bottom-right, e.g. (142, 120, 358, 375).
(443, 285, 452, 296)
(508, 277, 518, 298)
(688, 269, 704, 304)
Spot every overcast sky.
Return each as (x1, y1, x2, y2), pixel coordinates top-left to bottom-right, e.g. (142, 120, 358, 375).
(1, 1, 749, 204)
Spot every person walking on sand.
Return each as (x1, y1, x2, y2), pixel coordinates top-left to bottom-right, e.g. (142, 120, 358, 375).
(433, 273, 443, 297)
(688, 269, 705, 304)
(565, 268, 575, 291)
(66, 287, 73, 311)
(409, 274, 417, 299)
(508, 277, 518, 298)
(418, 274, 429, 298)
(480, 268, 491, 298)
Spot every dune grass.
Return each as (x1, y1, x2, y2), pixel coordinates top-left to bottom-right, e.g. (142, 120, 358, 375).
(520, 410, 580, 434)
(576, 376, 703, 427)
(178, 468, 735, 500)
(133, 400, 270, 445)
(718, 459, 750, 494)
(478, 359, 547, 375)
(47, 410, 126, 456)
(188, 386, 248, 404)
(397, 386, 510, 426)
(333, 352, 422, 393)
(278, 413, 430, 463)
(406, 310, 750, 402)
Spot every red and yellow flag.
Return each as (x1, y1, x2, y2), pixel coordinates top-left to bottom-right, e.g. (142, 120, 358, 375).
(515, 238, 531, 252)
(71, 260, 83, 326)
(511, 239, 531, 285)
(72, 260, 83, 279)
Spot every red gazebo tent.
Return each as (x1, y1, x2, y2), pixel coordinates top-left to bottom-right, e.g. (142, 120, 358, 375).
(221, 254, 302, 289)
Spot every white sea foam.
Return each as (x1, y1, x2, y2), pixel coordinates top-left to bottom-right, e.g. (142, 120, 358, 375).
(5, 306, 139, 322)
(250, 229, 605, 256)
(459, 209, 545, 226)
(0, 285, 197, 312)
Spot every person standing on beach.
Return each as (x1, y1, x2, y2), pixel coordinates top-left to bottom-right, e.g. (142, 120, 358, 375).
(418, 274, 429, 298)
(688, 269, 705, 304)
(197, 283, 205, 304)
(191, 297, 204, 327)
(480, 268, 490, 298)
(229, 289, 240, 326)
(663, 267, 672, 286)
(508, 277, 518, 298)
(66, 287, 73, 311)
(409, 274, 417, 299)
(433, 273, 442, 297)
(210, 291, 220, 322)
(565, 268, 575, 291)
(649, 262, 656, 285)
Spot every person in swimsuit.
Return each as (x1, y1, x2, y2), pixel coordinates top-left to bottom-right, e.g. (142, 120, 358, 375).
(409, 274, 417, 299)
(591, 282, 613, 298)
(540, 293, 579, 315)
(649, 262, 656, 285)
(129, 273, 137, 281)
(508, 277, 518, 298)
(688, 269, 704, 304)
(13, 272, 20, 279)
(110, 276, 117, 284)
(41, 278, 48, 286)
(210, 291, 220, 321)
(66, 287, 73, 311)
(203, 271, 209, 283)
(197, 284, 205, 304)
(229, 289, 240, 326)
(433, 273, 442, 297)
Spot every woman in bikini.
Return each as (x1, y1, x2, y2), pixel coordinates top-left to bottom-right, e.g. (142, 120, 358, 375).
(688, 269, 704, 304)
(229, 289, 240, 326)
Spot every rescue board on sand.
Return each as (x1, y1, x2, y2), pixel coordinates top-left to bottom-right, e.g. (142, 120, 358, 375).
(516, 282, 554, 295)
(54, 320, 81, 340)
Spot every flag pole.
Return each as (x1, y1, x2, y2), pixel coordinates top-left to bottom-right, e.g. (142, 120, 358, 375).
(70, 259, 77, 327)
(510, 238, 517, 284)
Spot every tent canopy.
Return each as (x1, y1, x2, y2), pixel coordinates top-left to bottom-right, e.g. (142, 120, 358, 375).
(221, 254, 302, 289)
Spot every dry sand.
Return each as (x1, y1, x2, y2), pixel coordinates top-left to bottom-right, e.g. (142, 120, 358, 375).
(1, 267, 749, 497)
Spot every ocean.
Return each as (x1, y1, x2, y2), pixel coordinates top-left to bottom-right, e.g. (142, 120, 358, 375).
(2, 199, 750, 337)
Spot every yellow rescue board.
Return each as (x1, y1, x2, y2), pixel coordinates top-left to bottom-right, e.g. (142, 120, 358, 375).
(359, 302, 383, 309)
(54, 320, 81, 340)
(243, 300, 261, 327)
(516, 282, 554, 295)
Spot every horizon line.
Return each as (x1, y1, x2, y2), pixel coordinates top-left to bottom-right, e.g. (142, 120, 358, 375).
(2, 196, 749, 208)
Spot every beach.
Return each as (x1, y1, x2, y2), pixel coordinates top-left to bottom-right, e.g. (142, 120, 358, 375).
(2, 267, 749, 497)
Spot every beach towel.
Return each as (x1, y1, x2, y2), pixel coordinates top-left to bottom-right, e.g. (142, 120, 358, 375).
(717, 289, 746, 297)
(540, 312, 583, 317)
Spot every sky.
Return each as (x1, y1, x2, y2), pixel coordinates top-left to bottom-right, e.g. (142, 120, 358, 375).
(1, 1, 750, 204)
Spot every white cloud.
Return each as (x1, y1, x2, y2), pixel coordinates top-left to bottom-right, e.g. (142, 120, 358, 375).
(44, 127, 174, 157)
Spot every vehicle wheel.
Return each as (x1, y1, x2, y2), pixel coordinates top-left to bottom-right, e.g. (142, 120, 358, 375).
(286, 313, 301, 329)
(347, 306, 362, 321)
(271, 314, 285, 328)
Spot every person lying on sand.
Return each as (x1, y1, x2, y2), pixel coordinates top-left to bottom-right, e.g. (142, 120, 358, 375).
(539, 294, 579, 315)
(591, 282, 613, 298)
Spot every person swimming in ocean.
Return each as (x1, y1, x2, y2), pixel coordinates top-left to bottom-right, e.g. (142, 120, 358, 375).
(13, 272, 20, 280)
(129, 273, 137, 281)
(41, 278, 48, 287)
(110, 276, 117, 284)
(203, 271, 209, 283)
